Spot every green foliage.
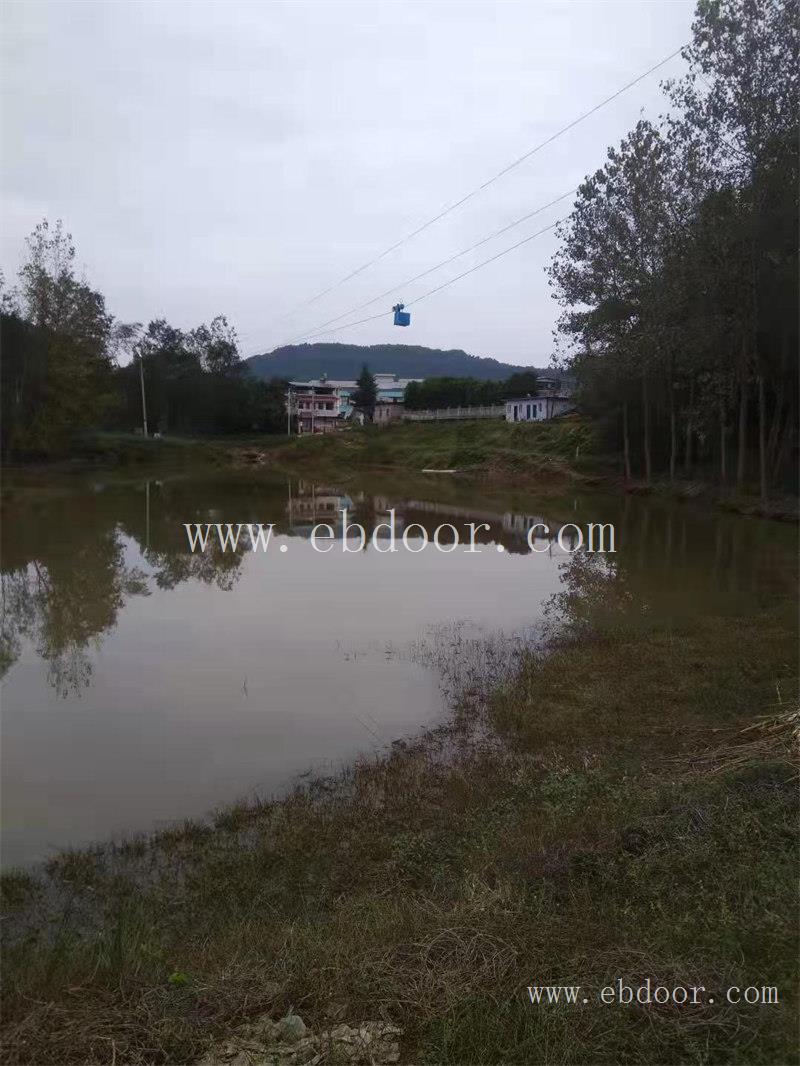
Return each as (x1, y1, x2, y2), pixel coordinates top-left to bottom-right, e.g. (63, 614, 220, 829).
(1, 220, 116, 458)
(1, 222, 291, 459)
(111, 320, 290, 438)
(404, 377, 504, 409)
(503, 369, 540, 396)
(549, 0, 798, 495)
(349, 364, 378, 421)
(404, 370, 539, 410)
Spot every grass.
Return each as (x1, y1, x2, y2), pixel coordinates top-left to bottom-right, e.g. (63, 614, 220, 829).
(7, 420, 795, 523)
(623, 476, 799, 523)
(2, 598, 797, 1065)
(3, 430, 293, 472)
(236, 419, 797, 521)
(71, 431, 277, 468)
(248, 418, 599, 487)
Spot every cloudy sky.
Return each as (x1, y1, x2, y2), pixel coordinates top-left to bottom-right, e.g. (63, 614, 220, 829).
(2, 1, 693, 366)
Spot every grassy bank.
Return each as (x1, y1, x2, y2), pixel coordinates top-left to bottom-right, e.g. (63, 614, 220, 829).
(5, 421, 795, 521)
(243, 418, 599, 487)
(2, 431, 286, 474)
(236, 420, 797, 520)
(2, 599, 797, 1065)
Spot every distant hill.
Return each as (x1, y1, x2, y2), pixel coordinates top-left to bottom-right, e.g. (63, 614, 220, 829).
(245, 343, 532, 382)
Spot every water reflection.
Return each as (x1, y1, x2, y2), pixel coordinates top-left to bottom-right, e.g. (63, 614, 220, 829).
(1, 471, 794, 864)
(286, 481, 595, 555)
(1, 508, 149, 697)
(1, 473, 793, 698)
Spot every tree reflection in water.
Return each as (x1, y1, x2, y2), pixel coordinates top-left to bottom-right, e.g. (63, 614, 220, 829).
(542, 551, 634, 639)
(1, 477, 252, 695)
(1, 473, 793, 697)
(1, 525, 149, 697)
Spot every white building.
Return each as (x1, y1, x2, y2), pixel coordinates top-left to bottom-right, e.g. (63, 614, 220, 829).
(288, 372, 422, 433)
(505, 374, 575, 423)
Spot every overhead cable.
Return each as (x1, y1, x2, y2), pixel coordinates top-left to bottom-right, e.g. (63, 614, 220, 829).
(280, 187, 576, 346)
(277, 44, 685, 321)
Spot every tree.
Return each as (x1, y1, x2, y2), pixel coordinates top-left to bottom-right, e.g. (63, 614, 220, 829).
(548, 0, 798, 493)
(549, 120, 675, 481)
(132, 319, 204, 434)
(2, 220, 285, 448)
(504, 370, 539, 398)
(665, 0, 798, 496)
(351, 364, 378, 422)
(188, 315, 250, 433)
(404, 376, 505, 409)
(251, 378, 291, 434)
(190, 315, 241, 378)
(1, 219, 115, 457)
(403, 373, 536, 410)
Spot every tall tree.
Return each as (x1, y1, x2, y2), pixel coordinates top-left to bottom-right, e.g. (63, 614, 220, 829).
(549, 120, 674, 481)
(1, 220, 114, 456)
(351, 365, 378, 423)
(549, 0, 798, 493)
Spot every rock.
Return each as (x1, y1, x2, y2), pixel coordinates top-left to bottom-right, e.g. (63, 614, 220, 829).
(324, 1000, 348, 1021)
(276, 1013, 308, 1044)
(319, 1022, 402, 1063)
(195, 1014, 402, 1065)
(242, 1014, 278, 1041)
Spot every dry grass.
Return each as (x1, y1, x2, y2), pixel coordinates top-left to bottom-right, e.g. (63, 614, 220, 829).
(667, 707, 800, 777)
(1, 604, 798, 1065)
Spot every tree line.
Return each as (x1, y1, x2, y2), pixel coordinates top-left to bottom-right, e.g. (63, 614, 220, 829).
(549, 0, 798, 496)
(404, 371, 540, 410)
(1, 221, 287, 458)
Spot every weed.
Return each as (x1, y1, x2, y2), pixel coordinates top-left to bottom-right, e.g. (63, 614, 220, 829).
(1, 607, 797, 1064)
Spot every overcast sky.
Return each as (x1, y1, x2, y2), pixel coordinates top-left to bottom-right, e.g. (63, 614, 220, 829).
(2, 1, 693, 366)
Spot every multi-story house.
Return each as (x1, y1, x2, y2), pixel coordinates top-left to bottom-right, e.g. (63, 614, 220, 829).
(287, 372, 422, 433)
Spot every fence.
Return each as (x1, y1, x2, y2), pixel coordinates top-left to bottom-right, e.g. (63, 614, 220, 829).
(403, 404, 506, 422)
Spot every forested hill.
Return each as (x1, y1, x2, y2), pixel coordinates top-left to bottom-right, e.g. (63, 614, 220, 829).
(245, 343, 529, 382)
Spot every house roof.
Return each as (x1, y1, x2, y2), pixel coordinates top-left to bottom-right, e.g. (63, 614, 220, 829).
(289, 379, 351, 388)
(289, 377, 422, 389)
(505, 394, 574, 403)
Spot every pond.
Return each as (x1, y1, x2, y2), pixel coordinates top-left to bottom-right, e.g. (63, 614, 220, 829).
(1, 467, 794, 866)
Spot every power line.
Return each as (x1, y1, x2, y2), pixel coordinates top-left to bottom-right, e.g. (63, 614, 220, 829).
(409, 219, 561, 307)
(294, 309, 390, 341)
(280, 187, 576, 346)
(277, 44, 685, 322)
(295, 217, 564, 344)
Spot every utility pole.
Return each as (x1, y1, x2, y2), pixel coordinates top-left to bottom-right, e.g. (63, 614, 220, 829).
(286, 387, 292, 436)
(138, 350, 149, 438)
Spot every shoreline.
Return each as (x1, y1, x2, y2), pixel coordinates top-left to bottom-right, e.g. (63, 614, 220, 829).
(2, 597, 797, 1065)
(3, 420, 797, 524)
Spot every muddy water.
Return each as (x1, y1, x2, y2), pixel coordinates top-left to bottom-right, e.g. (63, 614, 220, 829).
(1, 468, 794, 866)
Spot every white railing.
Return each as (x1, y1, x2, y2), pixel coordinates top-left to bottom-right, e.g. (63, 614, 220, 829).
(403, 404, 506, 422)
